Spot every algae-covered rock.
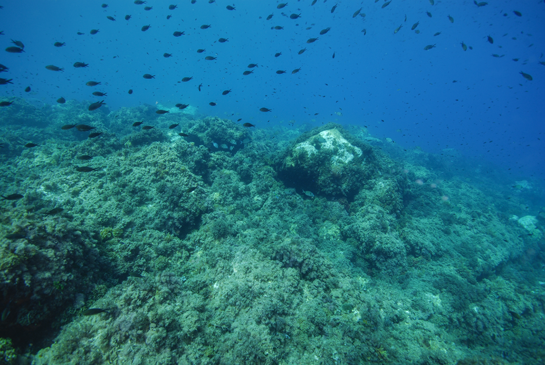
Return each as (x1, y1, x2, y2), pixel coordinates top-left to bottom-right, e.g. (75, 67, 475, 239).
(277, 124, 375, 199)
(517, 215, 542, 238)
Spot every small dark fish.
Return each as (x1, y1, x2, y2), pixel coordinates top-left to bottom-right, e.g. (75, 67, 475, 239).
(0, 78, 13, 85)
(169, 4, 178, 10)
(274, 26, 284, 30)
(54, 42, 65, 47)
(61, 124, 77, 130)
(461, 42, 467, 51)
(187, 187, 198, 193)
(5, 46, 24, 53)
(394, 25, 402, 34)
(11, 40, 24, 49)
(332, 52, 335, 58)
(520, 71, 532, 81)
(92, 91, 107, 96)
(209, 102, 216, 106)
(6, 233, 27, 240)
(133, 121, 144, 127)
(134, 0, 146, 4)
(474, 1, 487, 7)
(144, 6, 152, 10)
(243, 123, 255, 127)
(276, 70, 286, 74)
(260, 107, 272, 112)
(143, 74, 155, 79)
(266, 14, 273, 20)
(248, 63, 258, 68)
(382, 1, 391, 9)
(198, 84, 202, 91)
(298, 48, 306, 55)
(182, 77, 192, 82)
(191, 0, 196, 3)
(77, 155, 93, 160)
(200, 24, 211, 29)
(83, 308, 109, 316)
(513, 10, 522, 17)
(331, 4, 337, 13)
(46, 207, 64, 215)
(77, 32, 84, 35)
(102, 3, 108, 8)
(76, 125, 96, 131)
(25, 143, 38, 148)
(173, 31, 184, 37)
(311, 0, 317, 5)
(307, 37, 318, 44)
(448, 15, 454, 23)
(142, 126, 154, 130)
(226, 5, 235, 10)
(222, 89, 231, 95)
(86, 81, 100, 86)
(197, 49, 205, 53)
(277, 3, 287, 9)
(426, 11, 432, 17)
(169, 123, 179, 129)
(57, 97, 66, 104)
(434, 32, 441, 36)
(176, 103, 189, 109)
(1, 194, 23, 200)
(88, 100, 105, 111)
(125, 15, 131, 20)
(74, 62, 89, 68)
(179, 133, 189, 137)
(76, 166, 99, 172)
(218, 38, 229, 43)
(290, 14, 301, 19)
(156, 110, 169, 114)
(423, 44, 436, 50)
(167, 15, 172, 19)
(128, 89, 133, 94)
(362, 29, 366, 35)
(25, 87, 31, 92)
(292, 68, 301, 74)
(0, 64, 11, 72)
(142, 25, 151, 32)
(88, 132, 103, 138)
(205, 56, 217, 60)
(0, 101, 13, 107)
(274, 52, 282, 57)
(90, 29, 99, 35)
(163, 53, 173, 58)
(487, 35, 493, 44)
(107, 16, 115, 21)
(46, 65, 63, 71)
(411, 22, 419, 30)
(353, 8, 362, 18)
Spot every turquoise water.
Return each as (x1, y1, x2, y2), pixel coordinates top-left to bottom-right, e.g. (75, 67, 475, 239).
(1, 1, 544, 364)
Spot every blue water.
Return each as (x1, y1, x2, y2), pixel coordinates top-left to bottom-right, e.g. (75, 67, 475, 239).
(2, 0, 544, 178)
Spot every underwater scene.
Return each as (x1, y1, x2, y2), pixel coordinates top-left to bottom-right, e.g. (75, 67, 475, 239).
(1, 0, 545, 364)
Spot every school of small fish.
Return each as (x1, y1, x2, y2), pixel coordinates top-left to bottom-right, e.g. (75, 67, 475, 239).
(0, 0, 542, 201)
(0, 0, 538, 122)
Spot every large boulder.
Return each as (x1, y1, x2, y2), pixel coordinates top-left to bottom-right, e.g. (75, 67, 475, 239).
(276, 124, 377, 200)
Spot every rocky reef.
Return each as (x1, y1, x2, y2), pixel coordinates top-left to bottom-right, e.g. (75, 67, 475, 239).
(0, 100, 544, 364)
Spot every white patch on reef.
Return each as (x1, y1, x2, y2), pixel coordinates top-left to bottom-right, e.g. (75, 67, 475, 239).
(294, 128, 362, 166)
(517, 215, 542, 238)
(156, 103, 197, 116)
